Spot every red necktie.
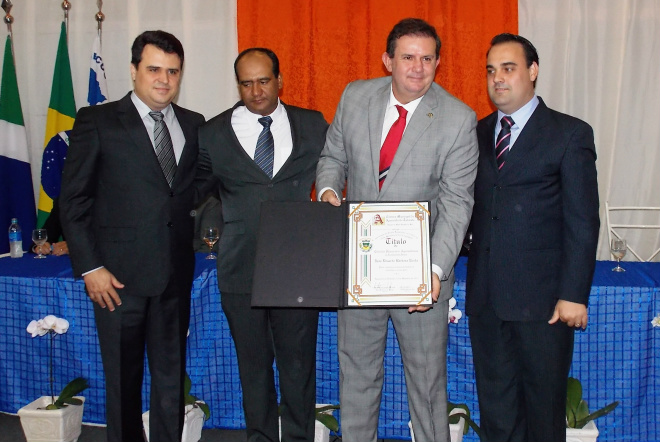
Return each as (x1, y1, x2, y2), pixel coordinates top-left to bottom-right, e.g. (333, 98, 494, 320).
(379, 105, 408, 190)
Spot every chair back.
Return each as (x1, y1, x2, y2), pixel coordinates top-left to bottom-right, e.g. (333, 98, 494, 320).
(605, 201, 660, 261)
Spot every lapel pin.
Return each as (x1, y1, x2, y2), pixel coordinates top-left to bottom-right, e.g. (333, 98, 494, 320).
(427, 113, 433, 118)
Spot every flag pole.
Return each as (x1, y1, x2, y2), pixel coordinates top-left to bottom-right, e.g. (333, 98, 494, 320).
(61, 0, 71, 41)
(95, 0, 104, 40)
(2, 0, 13, 40)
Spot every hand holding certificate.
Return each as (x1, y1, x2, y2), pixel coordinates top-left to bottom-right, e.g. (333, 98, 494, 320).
(346, 202, 432, 307)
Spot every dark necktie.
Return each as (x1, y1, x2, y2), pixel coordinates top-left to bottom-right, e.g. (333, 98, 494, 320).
(495, 116, 514, 170)
(379, 105, 408, 190)
(255, 116, 274, 178)
(149, 111, 177, 187)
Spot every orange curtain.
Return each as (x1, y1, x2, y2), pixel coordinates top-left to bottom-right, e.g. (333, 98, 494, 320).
(237, 0, 517, 122)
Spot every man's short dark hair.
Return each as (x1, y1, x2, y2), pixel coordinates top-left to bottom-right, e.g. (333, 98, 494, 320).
(131, 30, 184, 68)
(234, 48, 280, 82)
(488, 33, 539, 68)
(386, 18, 441, 59)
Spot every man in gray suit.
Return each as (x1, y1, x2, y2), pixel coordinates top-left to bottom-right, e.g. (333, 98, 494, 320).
(316, 18, 478, 442)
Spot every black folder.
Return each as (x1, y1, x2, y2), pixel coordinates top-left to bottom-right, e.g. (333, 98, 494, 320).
(251, 201, 346, 308)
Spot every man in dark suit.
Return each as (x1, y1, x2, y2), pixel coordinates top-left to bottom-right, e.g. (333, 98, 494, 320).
(466, 33, 600, 442)
(196, 48, 328, 442)
(59, 31, 205, 442)
(316, 18, 478, 442)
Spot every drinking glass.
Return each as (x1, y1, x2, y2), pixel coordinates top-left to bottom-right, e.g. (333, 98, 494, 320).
(610, 238, 627, 272)
(32, 229, 48, 259)
(202, 227, 219, 260)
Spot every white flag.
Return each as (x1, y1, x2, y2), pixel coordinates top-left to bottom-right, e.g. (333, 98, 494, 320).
(87, 33, 108, 106)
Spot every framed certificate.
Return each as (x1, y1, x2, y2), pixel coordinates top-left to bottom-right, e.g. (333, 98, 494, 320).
(251, 201, 432, 309)
(346, 202, 432, 307)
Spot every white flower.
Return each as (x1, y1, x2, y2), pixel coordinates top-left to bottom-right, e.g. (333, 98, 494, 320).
(449, 308, 463, 324)
(447, 297, 463, 324)
(26, 320, 48, 337)
(26, 315, 70, 337)
(43, 315, 69, 334)
(652, 314, 660, 328)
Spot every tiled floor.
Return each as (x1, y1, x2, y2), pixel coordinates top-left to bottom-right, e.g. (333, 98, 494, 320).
(2, 412, 391, 442)
(0, 412, 246, 442)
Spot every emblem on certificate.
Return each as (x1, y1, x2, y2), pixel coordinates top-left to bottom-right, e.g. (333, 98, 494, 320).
(346, 202, 432, 307)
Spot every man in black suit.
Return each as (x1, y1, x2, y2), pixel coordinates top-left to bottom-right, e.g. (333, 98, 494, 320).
(466, 33, 600, 442)
(196, 48, 328, 442)
(60, 31, 205, 442)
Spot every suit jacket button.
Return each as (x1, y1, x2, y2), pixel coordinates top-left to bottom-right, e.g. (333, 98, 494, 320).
(492, 216, 499, 220)
(267, 184, 274, 188)
(170, 191, 175, 197)
(167, 222, 173, 227)
(486, 248, 490, 253)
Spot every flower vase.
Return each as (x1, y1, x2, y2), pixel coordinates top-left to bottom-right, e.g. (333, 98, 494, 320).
(142, 404, 206, 442)
(566, 421, 599, 442)
(17, 396, 85, 442)
(313, 418, 332, 442)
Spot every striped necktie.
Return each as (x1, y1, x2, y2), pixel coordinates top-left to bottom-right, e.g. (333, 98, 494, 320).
(255, 116, 274, 178)
(149, 111, 177, 187)
(495, 116, 514, 170)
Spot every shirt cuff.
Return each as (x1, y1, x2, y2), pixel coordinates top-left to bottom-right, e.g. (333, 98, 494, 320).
(317, 187, 339, 201)
(82, 266, 104, 276)
(432, 264, 445, 280)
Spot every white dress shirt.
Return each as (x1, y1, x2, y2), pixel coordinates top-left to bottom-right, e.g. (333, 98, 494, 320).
(380, 89, 423, 146)
(131, 92, 186, 162)
(494, 95, 539, 149)
(231, 100, 293, 176)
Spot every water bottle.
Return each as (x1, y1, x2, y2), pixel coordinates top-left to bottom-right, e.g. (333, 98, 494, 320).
(8, 218, 24, 258)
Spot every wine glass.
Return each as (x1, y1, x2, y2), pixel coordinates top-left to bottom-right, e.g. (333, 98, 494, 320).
(32, 229, 48, 259)
(610, 238, 627, 272)
(202, 227, 219, 260)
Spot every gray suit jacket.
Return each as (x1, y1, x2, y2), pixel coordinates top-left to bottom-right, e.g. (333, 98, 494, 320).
(316, 77, 478, 299)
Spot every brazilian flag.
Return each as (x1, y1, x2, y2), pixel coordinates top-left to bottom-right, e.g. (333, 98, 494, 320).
(37, 21, 76, 228)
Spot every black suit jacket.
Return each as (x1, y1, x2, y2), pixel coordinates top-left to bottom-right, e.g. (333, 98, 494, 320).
(60, 93, 205, 297)
(466, 98, 599, 321)
(196, 102, 328, 293)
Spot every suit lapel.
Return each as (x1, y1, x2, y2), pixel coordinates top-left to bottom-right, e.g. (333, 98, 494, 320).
(274, 102, 300, 182)
(172, 104, 196, 189)
(222, 103, 273, 183)
(381, 85, 437, 193)
(368, 83, 391, 189)
(117, 94, 165, 182)
(479, 112, 499, 172)
(498, 99, 550, 179)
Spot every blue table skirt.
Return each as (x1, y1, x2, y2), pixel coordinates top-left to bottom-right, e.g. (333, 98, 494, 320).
(0, 255, 658, 441)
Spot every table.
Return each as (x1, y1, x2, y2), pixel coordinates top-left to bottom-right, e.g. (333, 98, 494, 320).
(1, 255, 658, 441)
